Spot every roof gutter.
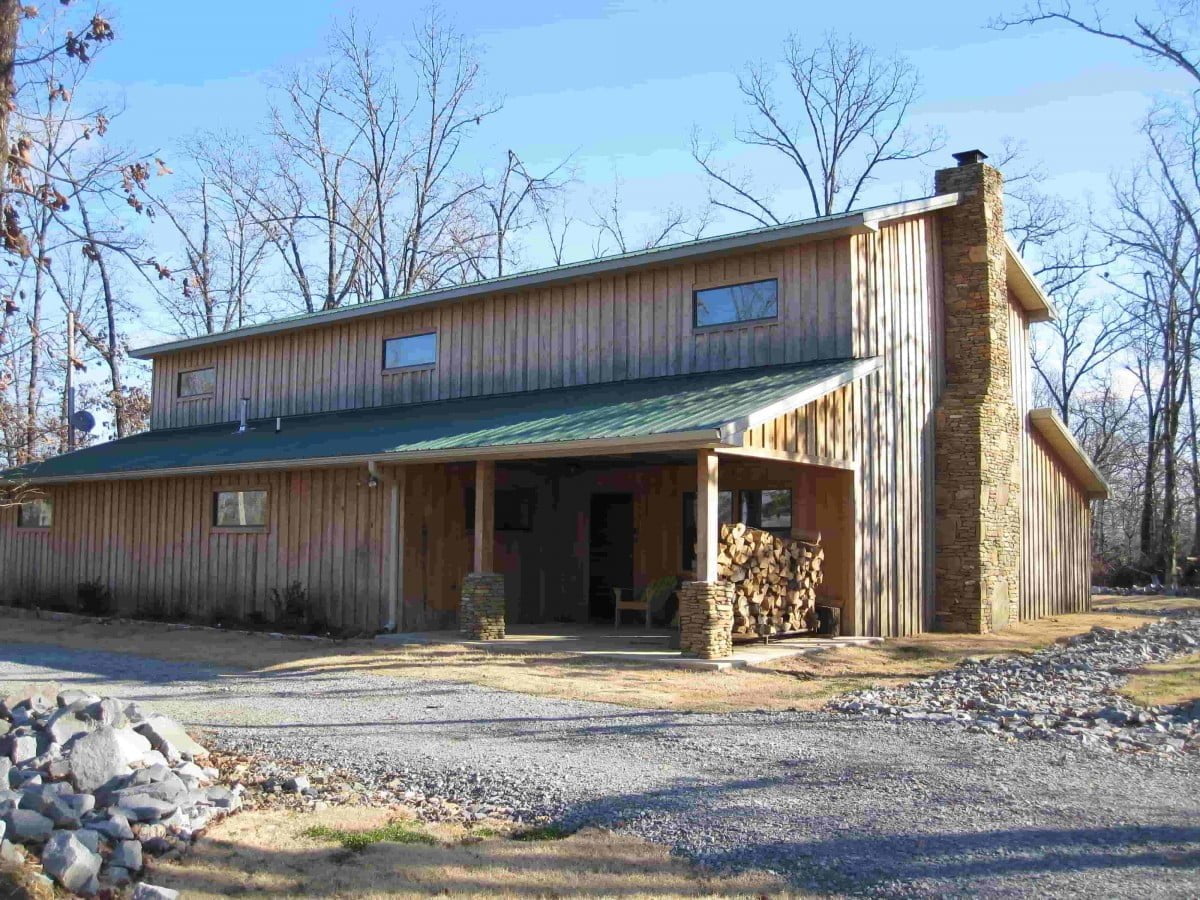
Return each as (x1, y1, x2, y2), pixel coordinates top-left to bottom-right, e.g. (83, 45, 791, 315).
(130, 194, 961, 359)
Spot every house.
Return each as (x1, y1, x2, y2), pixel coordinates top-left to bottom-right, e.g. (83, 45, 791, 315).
(0, 151, 1108, 652)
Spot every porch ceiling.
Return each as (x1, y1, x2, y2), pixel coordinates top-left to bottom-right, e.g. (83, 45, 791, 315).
(7, 358, 878, 483)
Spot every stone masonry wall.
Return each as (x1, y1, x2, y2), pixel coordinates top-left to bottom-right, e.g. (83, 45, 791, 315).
(933, 157, 1023, 633)
(679, 581, 734, 659)
(460, 572, 506, 640)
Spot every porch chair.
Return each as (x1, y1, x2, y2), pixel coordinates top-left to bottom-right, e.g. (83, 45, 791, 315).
(612, 575, 678, 629)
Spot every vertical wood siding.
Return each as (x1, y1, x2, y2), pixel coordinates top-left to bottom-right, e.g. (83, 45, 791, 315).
(149, 240, 854, 429)
(849, 215, 943, 637)
(1020, 429, 1092, 617)
(739, 383, 855, 461)
(0, 468, 388, 631)
(1011, 296, 1093, 618)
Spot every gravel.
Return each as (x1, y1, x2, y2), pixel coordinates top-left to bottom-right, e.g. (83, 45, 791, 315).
(1, 639, 1198, 898)
(829, 613, 1200, 755)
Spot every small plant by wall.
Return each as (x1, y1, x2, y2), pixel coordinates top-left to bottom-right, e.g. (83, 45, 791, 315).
(76, 579, 115, 616)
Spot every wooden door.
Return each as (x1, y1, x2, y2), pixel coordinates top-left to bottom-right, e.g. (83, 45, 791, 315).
(588, 493, 634, 621)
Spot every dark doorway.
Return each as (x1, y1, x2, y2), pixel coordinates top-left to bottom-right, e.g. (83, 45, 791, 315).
(589, 493, 634, 621)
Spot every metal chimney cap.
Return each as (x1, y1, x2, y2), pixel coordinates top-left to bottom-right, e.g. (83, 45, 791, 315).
(952, 149, 988, 166)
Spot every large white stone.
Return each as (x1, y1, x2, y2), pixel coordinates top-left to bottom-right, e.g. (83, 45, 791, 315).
(132, 884, 180, 900)
(69, 727, 134, 793)
(136, 715, 208, 760)
(4, 807, 54, 842)
(41, 830, 101, 895)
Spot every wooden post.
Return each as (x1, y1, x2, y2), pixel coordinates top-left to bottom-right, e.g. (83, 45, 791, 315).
(696, 449, 719, 582)
(474, 459, 495, 572)
(387, 467, 407, 631)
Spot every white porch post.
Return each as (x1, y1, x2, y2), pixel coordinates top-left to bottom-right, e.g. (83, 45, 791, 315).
(696, 448, 719, 582)
(473, 459, 495, 573)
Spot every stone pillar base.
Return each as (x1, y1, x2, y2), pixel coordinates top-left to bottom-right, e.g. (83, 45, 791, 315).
(461, 573, 506, 640)
(678, 581, 734, 659)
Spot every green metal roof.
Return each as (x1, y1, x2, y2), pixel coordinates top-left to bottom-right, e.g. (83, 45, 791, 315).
(8, 359, 877, 482)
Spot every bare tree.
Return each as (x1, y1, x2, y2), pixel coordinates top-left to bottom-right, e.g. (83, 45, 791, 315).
(481, 150, 570, 278)
(994, 2, 1200, 84)
(588, 177, 711, 257)
(694, 32, 943, 225)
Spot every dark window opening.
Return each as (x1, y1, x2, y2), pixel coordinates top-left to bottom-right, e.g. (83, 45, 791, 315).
(465, 487, 535, 532)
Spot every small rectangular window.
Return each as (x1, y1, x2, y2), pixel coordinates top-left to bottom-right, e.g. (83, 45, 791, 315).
(178, 367, 215, 398)
(742, 488, 792, 534)
(693, 278, 779, 328)
(17, 498, 52, 528)
(213, 490, 267, 528)
(383, 332, 437, 370)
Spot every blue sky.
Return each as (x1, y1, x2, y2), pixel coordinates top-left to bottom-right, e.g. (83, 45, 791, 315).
(80, 0, 1189, 339)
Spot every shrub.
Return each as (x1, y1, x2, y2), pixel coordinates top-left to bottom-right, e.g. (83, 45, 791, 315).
(76, 579, 115, 616)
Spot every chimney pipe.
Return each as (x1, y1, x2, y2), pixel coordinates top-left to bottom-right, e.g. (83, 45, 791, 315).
(237, 397, 250, 434)
(952, 149, 988, 167)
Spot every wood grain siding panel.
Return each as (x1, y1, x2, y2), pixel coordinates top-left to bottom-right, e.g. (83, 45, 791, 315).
(149, 239, 855, 428)
(848, 214, 943, 637)
(0, 468, 390, 630)
(1020, 428, 1092, 618)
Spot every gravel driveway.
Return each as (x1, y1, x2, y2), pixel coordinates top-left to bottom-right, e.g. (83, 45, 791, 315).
(1, 640, 1197, 898)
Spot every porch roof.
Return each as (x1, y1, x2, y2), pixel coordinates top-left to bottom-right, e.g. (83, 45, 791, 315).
(8, 358, 880, 483)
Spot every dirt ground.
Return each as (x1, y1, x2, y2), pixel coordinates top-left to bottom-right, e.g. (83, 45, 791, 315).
(148, 807, 794, 899)
(0, 599, 1178, 713)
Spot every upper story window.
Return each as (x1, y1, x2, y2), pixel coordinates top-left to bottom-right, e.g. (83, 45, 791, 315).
(17, 497, 52, 529)
(213, 490, 268, 529)
(178, 367, 216, 399)
(383, 332, 437, 371)
(693, 278, 779, 328)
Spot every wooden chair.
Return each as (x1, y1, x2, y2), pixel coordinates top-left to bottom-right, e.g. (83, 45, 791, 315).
(613, 576, 678, 629)
(612, 587, 650, 629)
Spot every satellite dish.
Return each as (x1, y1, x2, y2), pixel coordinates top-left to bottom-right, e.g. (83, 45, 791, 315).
(70, 410, 95, 434)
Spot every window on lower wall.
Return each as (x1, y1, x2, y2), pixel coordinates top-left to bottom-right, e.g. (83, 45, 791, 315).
(383, 332, 437, 370)
(213, 490, 268, 529)
(17, 498, 52, 528)
(742, 488, 792, 534)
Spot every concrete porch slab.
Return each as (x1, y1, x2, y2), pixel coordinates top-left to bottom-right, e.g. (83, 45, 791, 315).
(376, 625, 883, 670)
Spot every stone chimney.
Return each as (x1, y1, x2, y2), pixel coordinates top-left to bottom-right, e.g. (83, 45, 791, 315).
(933, 150, 1022, 633)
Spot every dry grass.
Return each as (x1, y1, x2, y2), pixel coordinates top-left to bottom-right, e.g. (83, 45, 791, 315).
(149, 806, 795, 898)
(0, 862, 54, 900)
(1092, 594, 1200, 613)
(0, 606, 1157, 713)
(1122, 653, 1200, 708)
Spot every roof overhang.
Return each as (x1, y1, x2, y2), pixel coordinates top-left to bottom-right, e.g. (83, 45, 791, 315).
(1028, 407, 1109, 500)
(130, 194, 961, 359)
(6, 359, 877, 485)
(1006, 241, 1056, 322)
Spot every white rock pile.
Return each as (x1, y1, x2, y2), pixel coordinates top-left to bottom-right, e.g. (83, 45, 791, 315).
(829, 614, 1200, 756)
(1, 683, 241, 896)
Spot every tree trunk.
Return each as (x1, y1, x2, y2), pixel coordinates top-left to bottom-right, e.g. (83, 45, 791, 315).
(0, 0, 20, 192)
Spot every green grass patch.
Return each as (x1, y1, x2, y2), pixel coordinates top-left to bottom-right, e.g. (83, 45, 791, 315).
(302, 821, 437, 851)
(512, 824, 572, 842)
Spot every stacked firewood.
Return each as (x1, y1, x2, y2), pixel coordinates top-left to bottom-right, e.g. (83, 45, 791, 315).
(717, 523, 824, 636)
